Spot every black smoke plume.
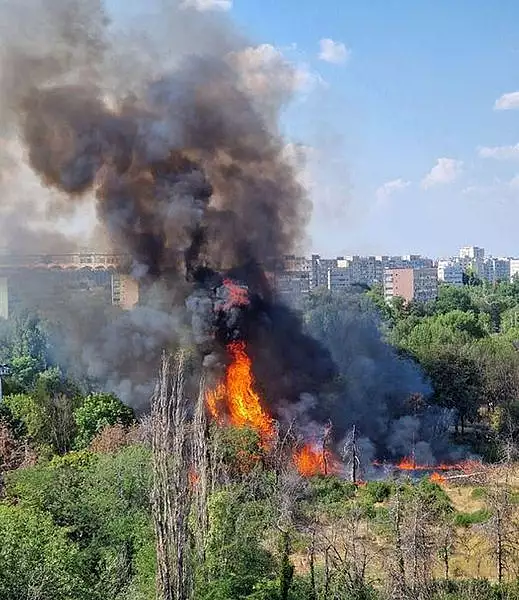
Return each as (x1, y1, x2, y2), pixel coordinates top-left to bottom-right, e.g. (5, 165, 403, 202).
(0, 1, 336, 414)
(0, 0, 459, 466)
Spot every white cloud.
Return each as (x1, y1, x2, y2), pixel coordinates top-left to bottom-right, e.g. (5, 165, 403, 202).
(421, 158, 463, 189)
(478, 143, 519, 160)
(180, 0, 232, 11)
(318, 38, 351, 64)
(494, 91, 519, 110)
(376, 178, 410, 203)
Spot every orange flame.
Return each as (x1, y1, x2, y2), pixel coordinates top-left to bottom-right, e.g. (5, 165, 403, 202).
(226, 341, 274, 440)
(429, 472, 447, 485)
(384, 457, 482, 475)
(293, 443, 340, 477)
(206, 382, 225, 422)
(397, 456, 417, 470)
(294, 444, 327, 476)
(205, 341, 274, 444)
(221, 279, 250, 311)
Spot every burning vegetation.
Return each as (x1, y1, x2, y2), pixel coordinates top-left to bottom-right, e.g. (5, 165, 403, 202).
(0, 0, 476, 480)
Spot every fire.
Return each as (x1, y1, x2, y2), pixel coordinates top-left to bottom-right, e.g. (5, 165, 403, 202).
(397, 457, 417, 470)
(221, 279, 250, 311)
(429, 472, 447, 485)
(294, 444, 328, 476)
(394, 457, 482, 473)
(206, 382, 225, 422)
(293, 443, 340, 477)
(206, 341, 274, 443)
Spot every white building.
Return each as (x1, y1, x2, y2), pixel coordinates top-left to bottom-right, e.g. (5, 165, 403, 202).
(459, 246, 485, 261)
(510, 259, 519, 282)
(437, 260, 463, 286)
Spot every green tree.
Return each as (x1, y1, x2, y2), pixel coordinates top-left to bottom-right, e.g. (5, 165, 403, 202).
(435, 285, 478, 315)
(398, 310, 490, 361)
(0, 505, 87, 600)
(6, 445, 154, 600)
(196, 486, 277, 600)
(74, 393, 135, 450)
(12, 314, 48, 367)
(424, 348, 484, 434)
(3, 370, 80, 455)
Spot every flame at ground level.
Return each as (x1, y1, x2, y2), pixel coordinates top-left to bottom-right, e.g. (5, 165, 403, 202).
(429, 472, 447, 485)
(293, 443, 340, 477)
(392, 457, 481, 473)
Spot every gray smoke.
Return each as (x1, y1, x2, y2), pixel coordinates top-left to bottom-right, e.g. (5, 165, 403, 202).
(0, 0, 313, 406)
(303, 290, 461, 464)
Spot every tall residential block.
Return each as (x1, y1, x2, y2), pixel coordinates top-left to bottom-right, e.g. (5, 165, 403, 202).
(384, 267, 438, 303)
(437, 260, 463, 286)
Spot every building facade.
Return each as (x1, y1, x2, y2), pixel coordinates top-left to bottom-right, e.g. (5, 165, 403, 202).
(384, 267, 438, 303)
(437, 260, 464, 286)
(484, 258, 511, 284)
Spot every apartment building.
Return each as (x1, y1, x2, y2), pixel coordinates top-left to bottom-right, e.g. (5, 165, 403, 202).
(384, 267, 438, 303)
(437, 260, 464, 286)
(510, 259, 519, 282)
(484, 258, 511, 284)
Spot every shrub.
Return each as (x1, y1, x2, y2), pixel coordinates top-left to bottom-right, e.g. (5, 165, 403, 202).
(453, 509, 491, 527)
(74, 393, 134, 449)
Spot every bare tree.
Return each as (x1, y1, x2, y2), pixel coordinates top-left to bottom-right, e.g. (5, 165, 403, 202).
(191, 373, 211, 566)
(151, 350, 193, 600)
(480, 447, 519, 584)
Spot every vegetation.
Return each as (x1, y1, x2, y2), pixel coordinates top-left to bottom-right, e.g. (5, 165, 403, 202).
(2, 282, 519, 598)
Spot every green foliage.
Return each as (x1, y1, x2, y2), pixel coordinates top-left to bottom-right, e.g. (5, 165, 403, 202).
(471, 487, 487, 500)
(5, 445, 153, 599)
(431, 578, 519, 600)
(73, 393, 134, 449)
(453, 509, 491, 527)
(398, 310, 490, 360)
(11, 314, 48, 367)
(361, 481, 393, 503)
(435, 285, 479, 315)
(307, 475, 357, 505)
(211, 424, 265, 477)
(0, 505, 87, 600)
(6, 355, 42, 392)
(196, 486, 277, 600)
(413, 478, 454, 518)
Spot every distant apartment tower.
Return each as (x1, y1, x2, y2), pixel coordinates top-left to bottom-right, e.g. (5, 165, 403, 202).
(510, 259, 519, 282)
(484, 258, 510, 284)
(327, 266, 351, 291)
(459, 246, 485, 261)
(111, 274, 140, 309)
(311, 255, 341, 289)
(437, 260, 463, 286)
(384, 267, 438, 304)
(0, 277, 8, 320)
(274, 270, 311, 306)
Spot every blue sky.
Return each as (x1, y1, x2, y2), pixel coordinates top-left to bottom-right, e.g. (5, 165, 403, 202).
(110, 1, 519, 258)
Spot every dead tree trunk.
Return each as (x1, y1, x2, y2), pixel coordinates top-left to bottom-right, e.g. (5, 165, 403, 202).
(151, 351, 193, 600)
(191, 373, 211, 566)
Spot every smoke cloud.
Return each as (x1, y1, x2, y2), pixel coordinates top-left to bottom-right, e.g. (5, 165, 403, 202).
(0, 0, 457, 465)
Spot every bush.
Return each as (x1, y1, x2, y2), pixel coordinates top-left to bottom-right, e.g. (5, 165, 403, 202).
(0, 505, 87, 600)
(454, 509, 491, 527)
(308, 475, 357, 504)
(361, 481, 393, 503)
(74, 393, 134, 449)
